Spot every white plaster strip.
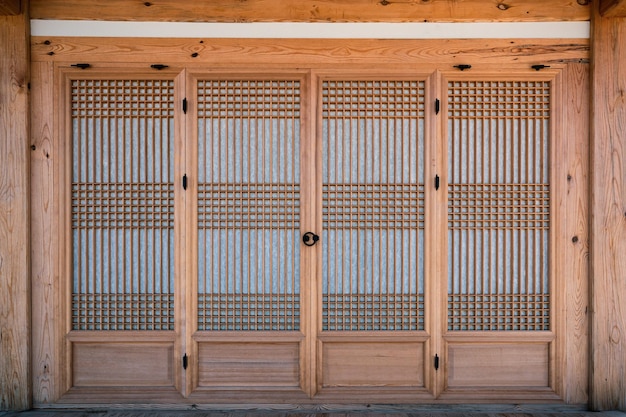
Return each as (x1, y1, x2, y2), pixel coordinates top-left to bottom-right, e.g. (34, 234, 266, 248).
(31, 20, 590, 39)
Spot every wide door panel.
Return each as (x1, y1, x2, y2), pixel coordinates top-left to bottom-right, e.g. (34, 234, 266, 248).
(442, 76, 556, 399)
(317, 77, 430, 399)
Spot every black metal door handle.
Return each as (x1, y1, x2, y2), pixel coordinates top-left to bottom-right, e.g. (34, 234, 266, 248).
(302, 232, 320, 246)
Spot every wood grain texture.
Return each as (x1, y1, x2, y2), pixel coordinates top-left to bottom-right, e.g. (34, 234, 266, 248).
(31, 61, 62, 406)
(0, 407, 596, 415)
(560, 63, 590, 405)
(0, 6, 31, 412)
(29, 0, 590, 22)
(72, 343, 175, 387)
(197, 342, 301, 388)
(0, 0, 20, 15)
(321, 342, 424, 387)
(30, 37, 590, 66)
(590, 2, 626, 411)
(447, 343, 549, 388)
(601, 0, 626, 17)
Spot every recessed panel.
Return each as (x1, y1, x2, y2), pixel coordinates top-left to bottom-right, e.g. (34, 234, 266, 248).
(322, 342, 424, 387)
(72, 342, 174, 387)
(447, 342, 549, 388)
(198, 341, 301, 387)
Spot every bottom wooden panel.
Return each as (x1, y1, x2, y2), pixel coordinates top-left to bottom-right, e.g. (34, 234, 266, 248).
(321, 341, 424, 388)
(72, 342, 175, 387)
(197, 341, 301, 388)
(446, 342, 550, 388)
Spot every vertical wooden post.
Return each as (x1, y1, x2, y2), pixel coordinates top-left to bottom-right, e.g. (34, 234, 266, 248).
(590, 2, 626, 411)
(0, 1, 31, 411)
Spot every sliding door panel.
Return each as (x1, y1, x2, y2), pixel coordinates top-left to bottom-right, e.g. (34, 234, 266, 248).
(69, 76, 177, 389)
(193, 76, 306, 396)
(318, 77, 428, 397)
(444, 77, 555, 398)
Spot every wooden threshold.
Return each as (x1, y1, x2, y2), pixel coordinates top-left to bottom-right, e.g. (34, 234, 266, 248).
(56, 387, 185, 404)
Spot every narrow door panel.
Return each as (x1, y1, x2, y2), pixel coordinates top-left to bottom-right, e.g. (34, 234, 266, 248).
(319, 78, 428, 396)
(69, 77, 177, 391)
(444, 78, 554, 397)
(194, 77, 306, 395)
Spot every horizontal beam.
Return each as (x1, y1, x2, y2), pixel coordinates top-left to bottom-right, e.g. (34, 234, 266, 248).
(30, 0, 591, 22)
(0, 0, 21, 15)
(600, 0, 626, 17)
(31, 37, 589, 66)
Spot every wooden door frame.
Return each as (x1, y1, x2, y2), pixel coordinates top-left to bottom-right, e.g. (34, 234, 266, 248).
(28, 37, 589, 407)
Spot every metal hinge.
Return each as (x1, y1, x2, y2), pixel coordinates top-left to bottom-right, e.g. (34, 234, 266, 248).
(531, 64, 551, 71)
(454, 64, 472, 71)
(182, 353, 188, 370)
(71, 63, 91, 70)
(435, 175, 440, 190)
(435, 98, 440, 115)
(182, 98, 188, 114)
(434, 354, 440, 371)
(151, 64, 169, 70)
(182, 174, 188, 190)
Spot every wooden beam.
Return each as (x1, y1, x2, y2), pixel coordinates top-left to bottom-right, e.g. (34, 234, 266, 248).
(590, 2, 626, 411)
(0, 0, 20, 15)
(600, 0, 626, 17)
(30, 37, 589, 66)
(30, 0, 590, 22)
(0, 1, 31, 412)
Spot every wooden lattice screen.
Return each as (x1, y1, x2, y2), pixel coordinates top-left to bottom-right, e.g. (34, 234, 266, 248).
(321, 79, 426, 331)
(71, 78, 176, 331)
(447, 80, 551, 331)
(196, 79, 302, 331)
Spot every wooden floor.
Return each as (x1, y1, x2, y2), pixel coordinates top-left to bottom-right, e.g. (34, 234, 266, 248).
(2, 407, 625, 417)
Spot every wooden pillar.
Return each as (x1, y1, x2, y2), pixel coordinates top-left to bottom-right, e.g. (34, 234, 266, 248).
(0, 1, 31, 411)
(590, 1, 626, 411)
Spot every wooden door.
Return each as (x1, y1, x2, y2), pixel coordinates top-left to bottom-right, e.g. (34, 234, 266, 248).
(187, 72, 314, 401)
(439, 74, 558, 401)
(65, 71, 184, 397)
(314, 74, 435, 401)
(62, 67, 564, 403)
(186, 71, 435, 401)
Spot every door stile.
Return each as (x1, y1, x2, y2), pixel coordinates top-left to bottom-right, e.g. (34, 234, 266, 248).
(177, 69, 195, 397)
(549, 70, 562, 396)
(301, 71, 319, 398)
(59, 67, 74, 395)
(426, 70, 447, 398)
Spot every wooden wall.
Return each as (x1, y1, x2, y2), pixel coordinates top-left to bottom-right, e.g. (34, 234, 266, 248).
(590, 1, 626, 411)
(1, 0, 626, 411)
(0, 1, 31, 412)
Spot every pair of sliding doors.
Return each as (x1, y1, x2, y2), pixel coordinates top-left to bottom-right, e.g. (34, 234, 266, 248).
(69, 69, 553, 401)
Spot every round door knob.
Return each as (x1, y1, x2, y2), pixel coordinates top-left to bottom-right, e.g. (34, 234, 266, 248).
(302, 232, 320, 246)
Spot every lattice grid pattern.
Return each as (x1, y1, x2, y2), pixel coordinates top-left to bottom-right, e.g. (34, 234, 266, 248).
(448, 294, 550, 331)
(198, 183, 300, 229)
(71, 78, 175, 331)
(196, 79, 301, 331)
(322, 79, 426, 331)
(447, 80, 551, 331)
(323, 295, 424, 331)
